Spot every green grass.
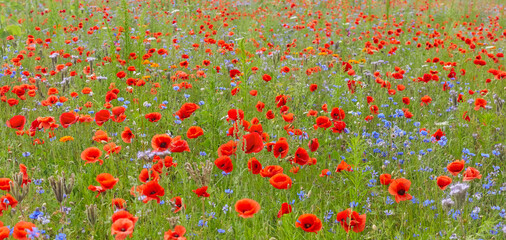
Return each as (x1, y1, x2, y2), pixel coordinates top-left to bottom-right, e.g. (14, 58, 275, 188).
(0, 0, 505, 239)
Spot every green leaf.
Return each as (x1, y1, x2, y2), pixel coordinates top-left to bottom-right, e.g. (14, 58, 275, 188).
(5, 25, 21, 35)
(0, 30, 8, 39)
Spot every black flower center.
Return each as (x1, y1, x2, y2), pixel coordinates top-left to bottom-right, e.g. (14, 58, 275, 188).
(304, 223, 312, 229)
(160, 142, 167, 148)
(398, 189, 405, 196)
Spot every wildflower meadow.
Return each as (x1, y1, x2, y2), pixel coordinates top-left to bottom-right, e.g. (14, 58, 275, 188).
(0, 0, 505, 239)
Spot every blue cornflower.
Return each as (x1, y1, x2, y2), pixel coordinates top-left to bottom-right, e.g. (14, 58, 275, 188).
(297, 190, 305, 201)
(55, 233, 67, 240)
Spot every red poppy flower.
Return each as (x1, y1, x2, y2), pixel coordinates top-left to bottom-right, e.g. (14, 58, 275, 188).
(336, 209, 366, 233)
(421, 95, 432, 106)
(151, 134, 172, 152)
(269, 173, 292, 189)
(402, 97, 410, 105)
(260, 165, 283, 178)
(277, 202, 292, 218)
(331, 121, 346, 133)
(0, 193, 18, 213)
(315, 116, 332, 129)
(404, 110, 413, 118)
(111, 106, 126, 123)
(247, 157, 262, 174)
(249, 123, 263, 135)
(19, 164, 30, 186)
(95, 110, 111, 126)
(0, 224, 9, 239)
(6, 115, 26, 130)
(121, 127, 135, 143)
(257, 103, 271, 115)
(235, 199, 261, 218)
(34, 116, 58, 131)
(111, 210, 138, 225)
(193, 186, 210, 198)
(164, 225, 186, 240)
(336, 161, 352, 172)
(88, 187, 105, 197)
(380, 174, 392, 185)
(447, 160, 465, 176)
(275, 95, 289, 108)
(256, 101, 265, 112)
(81, 147, 104, 165)
(217, 140, 237, 157)
(111, 218, 134, 240)
(116, 71, 126, 78)
(92, 130, 111, 143)
(59, 112, 78, 128)
(308, 138, 319, 152)
(473, 98, 486, 111)
(331, 107, 345, 120)
(175, 103, 199, 120)
(293, 147, 310, 165)
(7, 98, 19, 106)
(97, 173, 119, 190)
(282, 113, 295, 124)
(227, 109, 244, 121)
(145, 112, 162, 122)
(463, 167, 482, 181)
(388, 178, 413, 203)
(369, 105, 379, 114)
(432, 129, 445, 142)
(186, 126, 204, 139)
(229, 69, 242, 78)
(163, 156, 178, 169)
(170, 136, 190, 152)
(141, 180, 165, 203)
(262, 74, 272, 82)
(112, 198, 126, 210)
(12, 221, 37, 240)
(436, 176, 452, 190)
(170, 197, 185, 213)
(138, 169, 160, 183)
(309, 84, 318, 92)
(0, 178, 12, 191)
(215, 156, 233, 173)
(295, 214, 322, 234)
(273, 138, 289, 158)
(104, 142, 122, 155)
(242, 132, 264, 154)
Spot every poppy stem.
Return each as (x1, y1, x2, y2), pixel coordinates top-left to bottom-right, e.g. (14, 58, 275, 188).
(201, 197, 205, 217)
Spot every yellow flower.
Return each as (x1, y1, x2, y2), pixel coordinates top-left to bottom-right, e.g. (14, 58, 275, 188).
(318, 52, 328, 56)
(59, 136, 74, 142)
(142, 76, 151, 80)
(306, 47, 313, 51)
(150, 63, 160, 67)
(142, 60, 151, 65)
